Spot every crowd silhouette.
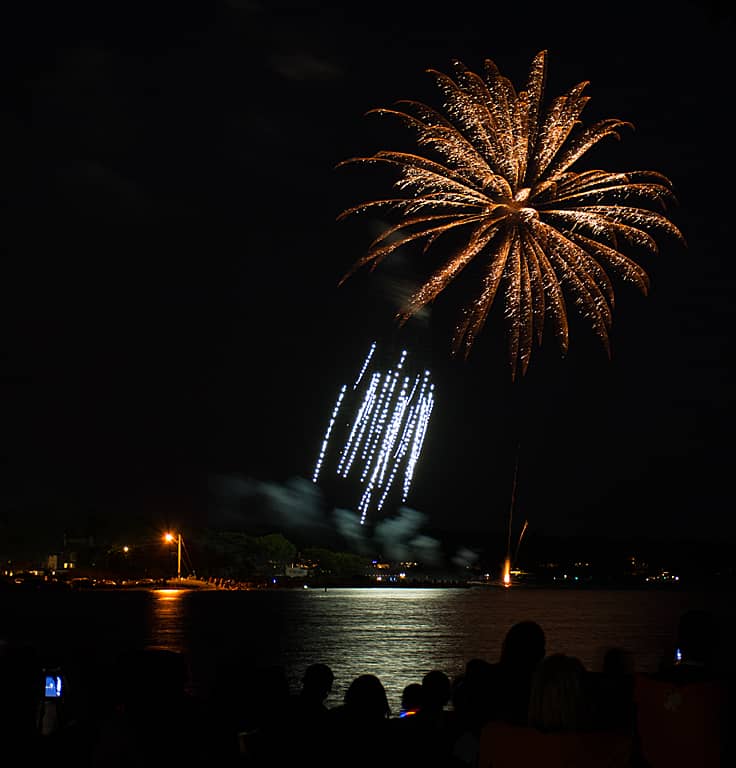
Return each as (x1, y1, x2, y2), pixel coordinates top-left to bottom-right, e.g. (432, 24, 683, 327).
(0, 609, 731, 767)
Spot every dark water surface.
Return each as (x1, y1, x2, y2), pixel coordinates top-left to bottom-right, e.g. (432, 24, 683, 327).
(3, 586, 731, 713)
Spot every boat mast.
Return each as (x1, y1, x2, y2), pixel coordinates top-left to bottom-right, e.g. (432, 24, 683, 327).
(502, 445, 520, 586)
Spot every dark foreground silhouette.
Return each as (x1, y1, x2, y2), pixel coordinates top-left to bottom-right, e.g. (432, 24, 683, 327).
(0, 610, 731, 767)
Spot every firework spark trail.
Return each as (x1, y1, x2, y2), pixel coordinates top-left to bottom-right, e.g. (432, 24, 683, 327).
(513, 519, 529, 565)
(311, 384, 347, 483)
(338, 372, 379, 477)
(362, 367, 400, 478)
(403, 378, 434, 501)
(353, 341, 376, 389)
(312, 343, 435, 525)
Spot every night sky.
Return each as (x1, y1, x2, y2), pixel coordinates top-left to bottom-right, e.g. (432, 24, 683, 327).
(2, 1, 734, 556)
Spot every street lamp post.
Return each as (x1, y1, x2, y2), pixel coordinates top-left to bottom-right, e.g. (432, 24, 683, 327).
(164, 532, 182, 580)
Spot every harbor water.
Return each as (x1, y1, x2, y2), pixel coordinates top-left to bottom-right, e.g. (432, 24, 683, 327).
(3, 585, 731, 714)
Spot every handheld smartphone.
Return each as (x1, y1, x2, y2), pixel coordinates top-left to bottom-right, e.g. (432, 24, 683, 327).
(44, 672, 63, 699)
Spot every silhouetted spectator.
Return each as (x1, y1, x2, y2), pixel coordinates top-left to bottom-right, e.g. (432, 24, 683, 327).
(91, 648, 210, 768)
(588, 647, 637, 731)
(488, 620, 546, 725)
(659, 608, 719, 682)
(387, 680, 422, 764)
(480, 653, 632, 768)
(237, 663, 292, 766)
(204, 660, 292, 766)
(398, 682, 423, 717)
(340, 672, 391, 721)
(204, 656, 259, 766)
(603, 647, 635, 678)
(457, 657, 496, 728)
(296, 662, 334, 715)
(283, 663, 334, 765)
(449, 658, 496, 766)
(479, 720, 632, 768)
(326, 673, 391, 768)
(528, 653, 590, 732)
(0, 644, 45, 767)
(634, 608, 731, 767)
(38, 654, 106, 766)
(390, 670, 455, 768)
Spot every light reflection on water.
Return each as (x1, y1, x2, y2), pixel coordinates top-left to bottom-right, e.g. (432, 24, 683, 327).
(147, 589, 187, 652)
(133, 586, 728, 715)
(280, 588, 478, 712)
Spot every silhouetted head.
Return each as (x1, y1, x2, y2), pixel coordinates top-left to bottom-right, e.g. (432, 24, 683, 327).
(302, 662, 334, 701)
(500, 620, 546, 669)
(452, 658, 495, 721)
(528, 653, 588, 733)
(421, 669, 451, 711)
(602, 647, 635, 677)
(465, 657, 494, 679)
(401, 682, 423, 713)
(677, 609, 716, 666)
(344, 674, 390, 721)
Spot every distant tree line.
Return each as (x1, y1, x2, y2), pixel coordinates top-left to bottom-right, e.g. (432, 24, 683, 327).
(178, 530, 372, 582)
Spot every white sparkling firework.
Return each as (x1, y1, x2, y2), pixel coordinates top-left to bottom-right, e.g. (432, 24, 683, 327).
(312, 343, 435, 525)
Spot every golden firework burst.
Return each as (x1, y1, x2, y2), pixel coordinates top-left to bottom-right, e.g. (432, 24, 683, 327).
(338, 50, 684, 379)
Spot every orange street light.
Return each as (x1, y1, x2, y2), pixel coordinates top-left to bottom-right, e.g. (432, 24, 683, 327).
(164, 532, 182, 580)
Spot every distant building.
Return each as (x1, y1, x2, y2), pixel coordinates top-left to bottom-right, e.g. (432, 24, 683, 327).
(48, 552, 76, 571)
(285, 565, 309, 578)
(46, 530, 99, 572)
(626, 555, 649, 578)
